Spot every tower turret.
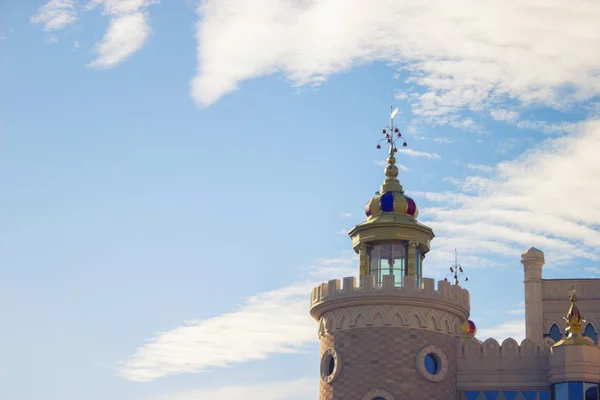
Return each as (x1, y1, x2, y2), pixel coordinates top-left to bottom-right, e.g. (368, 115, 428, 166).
(349, 108, 434, 288)
(522, 247, 545, 343)
(310, 109, 470, 400)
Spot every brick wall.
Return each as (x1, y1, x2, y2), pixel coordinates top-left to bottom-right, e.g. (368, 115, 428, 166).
(318, 327, 458, 400)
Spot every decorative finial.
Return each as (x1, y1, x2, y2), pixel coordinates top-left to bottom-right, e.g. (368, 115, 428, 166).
(564, 286, 585, 336)
(444, 249, 468, 285)
(376, 107, 407, 192)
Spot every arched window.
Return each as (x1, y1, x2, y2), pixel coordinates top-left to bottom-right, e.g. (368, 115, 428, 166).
(547, 324, 562, 342)
(583, 323, 598, 344)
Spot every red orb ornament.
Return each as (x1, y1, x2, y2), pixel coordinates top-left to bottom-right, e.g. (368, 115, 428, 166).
(387, 139, 391, 143)
(397, 133, 402, 137)
(376, 144, 381, 149)
(461, 320, 477, 338)
(394, 128, 399, 133)
(382, 129, 387, 134)
(403, 142, 407, 147)
(394, 148, 398, 153)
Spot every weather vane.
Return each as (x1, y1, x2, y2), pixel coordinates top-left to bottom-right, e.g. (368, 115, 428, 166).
(445, 249, 469, 285)
(376, 106, 408, 153)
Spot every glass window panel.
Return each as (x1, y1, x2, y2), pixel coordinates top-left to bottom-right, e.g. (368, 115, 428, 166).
(569, 382, 584, 400)
(583, 324, 598, 344)
(584, 383, 598, 400)
(483, 391, 499, 400)
(521, 392, 537, 400)
(548, 324, 562, 342)
(368, 242, 407, 286)
(539, 391, 550, 400)
(464, 392, 481, 400)
(502, 392, 518, 400)
(555, 383, 567, 400)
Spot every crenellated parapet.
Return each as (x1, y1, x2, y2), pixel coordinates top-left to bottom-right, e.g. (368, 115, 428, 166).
(457, 337, 554, 391)
(309, 275, 470, 338)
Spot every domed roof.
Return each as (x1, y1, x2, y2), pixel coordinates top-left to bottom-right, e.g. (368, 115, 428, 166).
(365, 121, 419, 219)
(521, 247, 544, 258)
(365, 191, 418, 218)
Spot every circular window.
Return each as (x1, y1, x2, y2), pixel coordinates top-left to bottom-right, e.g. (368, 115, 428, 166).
(320, 348, 342, 384)
(416, 345, 448, 382)
(424, 353, 439, 375)
(362, 389, 395, 400)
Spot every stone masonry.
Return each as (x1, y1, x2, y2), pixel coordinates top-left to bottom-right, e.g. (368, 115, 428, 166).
(319, 327, 458, 400)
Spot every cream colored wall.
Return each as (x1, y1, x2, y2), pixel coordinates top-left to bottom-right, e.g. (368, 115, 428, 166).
(548, 342, 600, 384)
(541, 279, 600, 337)
(457, 337, 553, 392)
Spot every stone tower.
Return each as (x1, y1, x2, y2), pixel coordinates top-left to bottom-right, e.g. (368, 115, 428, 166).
(522, 247, 545, 343)
(309, 111, 471, 400)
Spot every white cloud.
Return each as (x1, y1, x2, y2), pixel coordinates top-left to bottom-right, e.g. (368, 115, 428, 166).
(74, 40, 80, 48)
(30, 0, 77, 31)
(190, 0, 600, 116)
(397, 148, 440, 159)
(476, 319, 526, 343)
(466, 163, 493, 173)
(416, 119, 600, 269)
(340, 213, 352, 218)
(119, 253, 356, 382)
(146, 378, 316, 400)
(86, 0, 156, 69)
(434, 137, 452, 144)
(516, 119, 580, 135)
(490, 109, 520, 123)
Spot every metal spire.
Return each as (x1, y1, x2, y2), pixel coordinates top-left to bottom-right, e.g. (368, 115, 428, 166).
(445, 249, 469, 285)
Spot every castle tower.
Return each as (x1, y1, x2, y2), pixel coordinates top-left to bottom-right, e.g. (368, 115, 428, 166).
(522, 247, 545, 343)
(309, 109, 471, 400)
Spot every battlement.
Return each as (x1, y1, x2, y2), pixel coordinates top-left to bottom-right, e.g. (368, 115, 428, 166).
(458, 337, 553, 391)
(309, 275, 470, 321)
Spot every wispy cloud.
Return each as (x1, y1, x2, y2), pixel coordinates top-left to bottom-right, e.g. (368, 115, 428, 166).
(191, 0, 600, 117)
(490, 109, 520, 124)
(466, 163, 493, 173)
(86, 0, 156, 69)
(146, 378, 316, 400)
(119, 253, 356, 382)
(476, 319, 525, 343)
(30, 0, 77, 31)
(31, 0, 155, 67)
(417, 119, 600, 269)
(397, 148, 440, 159)
(434, 137, 452, 144)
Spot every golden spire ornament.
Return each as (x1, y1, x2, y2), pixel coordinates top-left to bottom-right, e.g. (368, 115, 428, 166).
(376, 107, 407, 193)
(564, 286, 585, 336)
(552, 286, 594, 347)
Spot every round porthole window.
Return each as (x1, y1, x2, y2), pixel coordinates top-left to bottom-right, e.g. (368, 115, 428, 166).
(320, 348, 342, 384)
(361, 389, 395, 400)
(424, 353, 439, 375)
(416, 345, 448, 382)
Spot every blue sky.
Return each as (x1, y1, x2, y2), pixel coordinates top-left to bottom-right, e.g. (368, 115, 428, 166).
(1, 1, 600, 399)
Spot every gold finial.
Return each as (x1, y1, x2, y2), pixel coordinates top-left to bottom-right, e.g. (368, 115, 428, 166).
(376, 107, 407, 193)
(564, 286, 585, 336)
